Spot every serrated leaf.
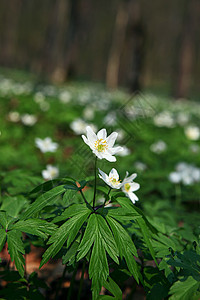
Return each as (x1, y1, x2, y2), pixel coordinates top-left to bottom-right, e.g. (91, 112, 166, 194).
(98, 277, 122, 299)
(136, 218, 158, 267)
(53, 203, 92, 223)
(169, 277, 200, 300)
(40, 207, 91, 268)
(7, 230, 25, 277)
(0, 229, 6, 252)
(62, 240, 79, 265)
(106, 216, 140, 283)
(12, 219, 57, 239)
(22, 185, 66, 219)
(79, 213, 119, 299)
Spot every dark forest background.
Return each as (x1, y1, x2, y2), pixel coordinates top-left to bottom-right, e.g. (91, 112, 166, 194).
(0, 0, 200, 98)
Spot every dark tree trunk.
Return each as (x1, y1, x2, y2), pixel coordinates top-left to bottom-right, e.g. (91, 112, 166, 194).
(173, 0, 200, 98)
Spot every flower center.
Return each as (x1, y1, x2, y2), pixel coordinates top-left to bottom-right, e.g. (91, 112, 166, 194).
(124, 183, 131, 192)
(94, 139, 108, 152)
(109, 177, 121, 186)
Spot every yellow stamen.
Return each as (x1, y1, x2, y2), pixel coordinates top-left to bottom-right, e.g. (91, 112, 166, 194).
(124, 183, 131, 192)
(94, 139, 108, 152)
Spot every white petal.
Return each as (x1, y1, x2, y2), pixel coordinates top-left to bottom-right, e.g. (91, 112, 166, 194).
(106, 132, 118, 147)
(98, 169, 109, 183)
(128, 192, 139, 204)
(109, 168, 119, 181)
(82, 135, 89, 146)
(129, 182, 140, 192)
(86, 126, 97, 143)
(97, 128, 107, 139)
(103, 153, 116, 162)
(108, 146, 123, 155)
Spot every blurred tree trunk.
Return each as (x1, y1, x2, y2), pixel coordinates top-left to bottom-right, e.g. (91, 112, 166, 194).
(173, 0, 200, 98)
(43, 0, 71, 83)
(106, 0, 144, 92)
(106, 0, 129, 89)
(1, 0, 22, 66)
(126, 0, 145, 92)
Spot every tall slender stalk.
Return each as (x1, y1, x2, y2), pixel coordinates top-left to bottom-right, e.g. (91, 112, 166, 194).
(92, 157, 97, 209)
(77, 260, 86, 300)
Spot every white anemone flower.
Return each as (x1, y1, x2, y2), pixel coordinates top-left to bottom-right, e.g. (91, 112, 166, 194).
(121, 172, 140, 204)
(185, 126, 200, 141)
(21, 114, 37, 126)
(42, 165, 59, 180)
(98, 168, 122, 189)
(35, 137, 58, 153)
(82, 126, 123, 162)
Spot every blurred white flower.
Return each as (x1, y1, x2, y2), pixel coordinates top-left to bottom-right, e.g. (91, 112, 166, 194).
(59, 90, 71, 103)
(21, 114, 37, 126)
(121, 172, 140, 204)
(70, 119, 97, 135)
(169, 162, 200, 185)
(153, 111, 175, 128)
(150, 140, 167, 154)
(116, 129, 125, 142)
(176, 112, 189, 126)
(42, 165, 59, 180)
(189, 144, 200, 153)
(82, 126, 123, 162)
(116, 145, 130, 156)
(8, 111, 20, 122)
(98, 168, 122, 189)
(83, 106, 95, 120)
(35, 137, 58, 153)
(134, 161, 147, 172)
(185, 126, 200, 141)
(34, 92, 46, 103)
(103, 112, 117, 126)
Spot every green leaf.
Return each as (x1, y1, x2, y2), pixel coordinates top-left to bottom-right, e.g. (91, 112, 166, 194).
(106, 216, 140, 283)
(78, 213, 119, 299)
(136, 218, 158, 267)
(1, 195, 28, 218)
(62, 240, 80, 265)
(53, 203, 92, 223)
(169, 277, 200, 300)
(103, 277, 122, 299)
(40, 207, 91, 268)
(116, 197, 157, 233)
(0, 229, 6, 252)
(11, 219, 57, 239)
(22, 185, 66, 219)
(7, 230, 25, 277)
(0, 211, 7, 229)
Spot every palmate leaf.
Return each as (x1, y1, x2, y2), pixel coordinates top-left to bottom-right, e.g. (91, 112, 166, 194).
(98, 277, 122, 300)
(40, 206, 91, 268)
(22, 185, 66, 219)
(11, 219, 57, 239)
(136, 218, 158, 267)
(169, 277, 200, 300)
(7, 230, 25, 277)
(77, 213, 119, 299)
(106, 215, 140, 284)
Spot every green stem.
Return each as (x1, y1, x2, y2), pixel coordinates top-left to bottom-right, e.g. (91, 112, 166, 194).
(80, 189, 89, 206)
(77, 260, 86, 300)
(93, 157, 97, 209)
(103, 187, 112, 206)
(67, 264, 78, 300)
